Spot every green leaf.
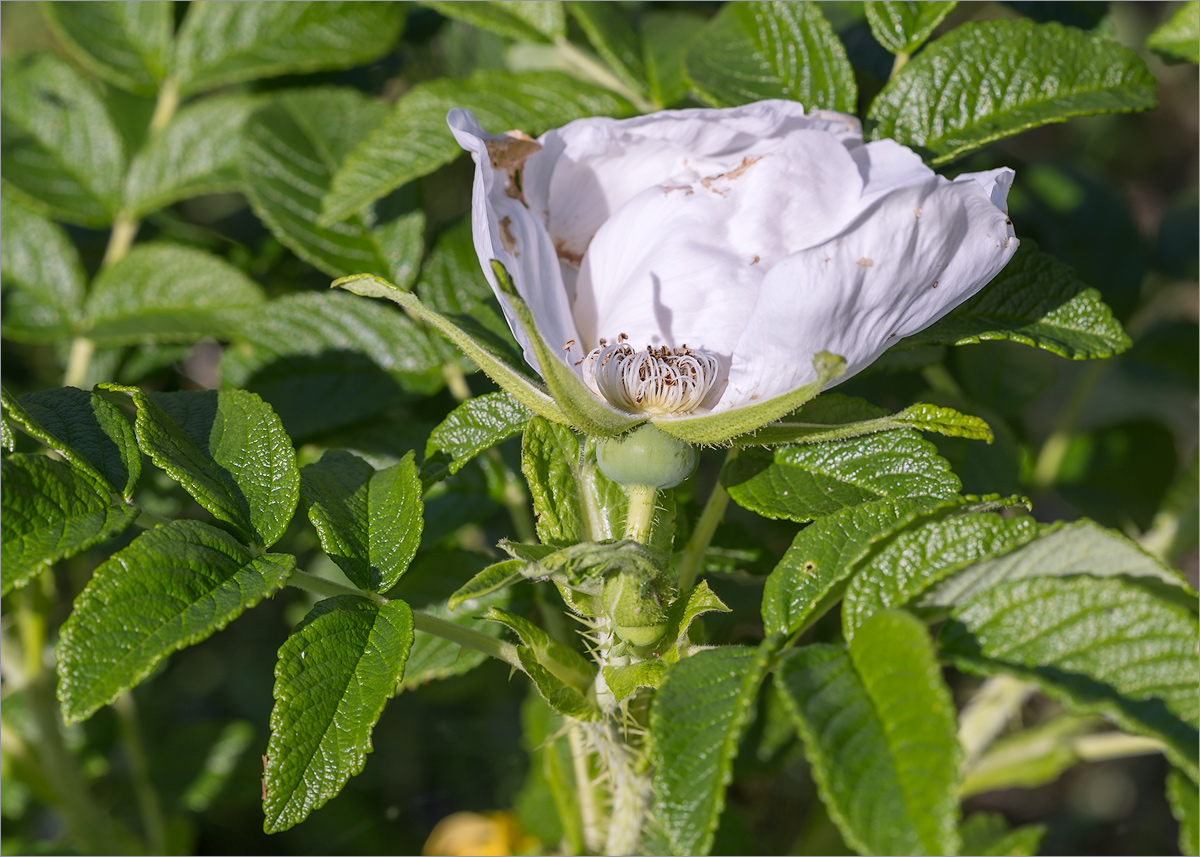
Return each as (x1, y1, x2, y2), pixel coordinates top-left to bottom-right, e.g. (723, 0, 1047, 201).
(300, 451, 422, 593)
(901, 243, 1131, 359)
(336, 274, 567, 425)
(427, 392, 531, 475)
(655, 581, 731, 666)
(40, 1, 173, 94)
(920, 518, 1196, 608)
(1, 454, 139, 597)
(959, 812, 1046, 857)
(220, 290, 444, 439)
(242, 88, 425, 285)
(0, 198, 85, 342)
(1, 53, 125, 226)
(842, 511, 1043, 640)
(568, 2, 649, 98)
(685, 1, 856, 112)
(420, 0, 565, 42)
(4, 386, 140, 497)
(940, 575, 1200, 781)
(84, 243, 265, 346)
(868, 20, 1157, 164)
(263, 596, 414, 832)
(173, 1, 404, 95)
(486, 607, 599, 720)
(602, 661, 667, 702)
(124, 93, 263, 217)
(723, 429, 959, 523)
(641, 11, 707, 108)
(56, 519, 295, 722)
(761, 497, 935, 637)
(122, 387, 299, 548)
(776, 611, 961, 856)
(1167, 767, 1200, 855)
(651, 644, 773, 856)
(864, 1, 956, 54)
(447, 559, 525, 611)
(322, 71, 634, 223)
(1148, 1, 1199, 64)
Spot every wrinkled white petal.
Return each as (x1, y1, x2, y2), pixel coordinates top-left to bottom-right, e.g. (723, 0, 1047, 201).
(719, 174, 1017, 410)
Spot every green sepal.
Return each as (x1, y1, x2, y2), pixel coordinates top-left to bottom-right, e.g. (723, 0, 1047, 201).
(447, 558, 526, 611)
(655, 581, 731, 665)
(733, 398, 992, 447)
(485, 607, 600, 721)
(603, 660, 666, 702)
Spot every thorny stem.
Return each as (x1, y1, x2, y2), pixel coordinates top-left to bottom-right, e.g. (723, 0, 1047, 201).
(568, 722, 604, 854)
(623, 484, 658, 543)
(676, 449, 736, 593)
(285, 569, 524, 670)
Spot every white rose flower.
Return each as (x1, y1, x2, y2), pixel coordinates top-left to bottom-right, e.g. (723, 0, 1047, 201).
(447, 100, 1017, 443)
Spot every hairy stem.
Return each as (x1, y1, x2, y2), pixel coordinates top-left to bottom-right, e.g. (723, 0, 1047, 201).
(568, 722, 604, 854)
(623, 484, 658, 543)
(676, 450, 735, 593)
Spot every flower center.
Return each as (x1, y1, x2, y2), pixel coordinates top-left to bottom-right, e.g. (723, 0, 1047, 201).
(581, 338, 719, 415)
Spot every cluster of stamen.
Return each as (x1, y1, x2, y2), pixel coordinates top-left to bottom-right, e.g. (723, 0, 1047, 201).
(576, 334, 719, 415)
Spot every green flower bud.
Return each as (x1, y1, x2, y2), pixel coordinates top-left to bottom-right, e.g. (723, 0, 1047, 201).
(596, 424, 696, 489)
(602, 571, 668, 647)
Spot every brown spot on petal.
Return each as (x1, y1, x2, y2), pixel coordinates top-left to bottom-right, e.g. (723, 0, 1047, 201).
(751, 255, 761, 265)
(663, 185, 694, 196)
(856, 257, 874, 267)
(499, 216, 518, 256)
(913, 207, 923, 218)
(699, 156, 762, 195)
(486, 131, 541, 171)
(554, 237, 585, 267)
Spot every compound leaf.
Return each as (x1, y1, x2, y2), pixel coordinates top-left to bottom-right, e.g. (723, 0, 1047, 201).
(41, 1, 173, 94)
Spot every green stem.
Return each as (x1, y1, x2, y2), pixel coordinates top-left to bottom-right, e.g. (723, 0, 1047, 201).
(133, 508, 173, 529)
(114, 693, 168, 855)
(554, 37, 657, 113)
(957, 675, 1036, 765)
(1073, 732, 1163, 761)
(1031, 362, 1106, 491)
(890, 50, 910, 78)
(285, 570, 524, 669)
(568, 722, 604, 854)
(623, 484, 658, 543)
(675, 450, 735, 593)
(63, 337, 96, 390)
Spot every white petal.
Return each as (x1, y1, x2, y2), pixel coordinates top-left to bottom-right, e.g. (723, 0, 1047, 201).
(718, 175, 1018, 410)
(447, 109, 579, 375)
(522, 101, 863, 268)
(572, 128, 868, 403)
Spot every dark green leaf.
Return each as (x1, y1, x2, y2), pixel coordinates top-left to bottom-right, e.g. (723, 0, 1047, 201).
(869, 20, 1157, 164)
(322, 71, 634, 223)
(864, 1, 956, 54)
(173, 1, 404, 95)
(242, 88, 425, 285)
(959, 812, 1046, 857)
(85, 243, 265, 346)
(685, 1, 856, 112)
(56, 519, 294, 722)
(420, 0, 565, 42)
(125, 93, 263, 217)
(5, 386, 140, 497)
(1, 454, 139, 597)
(723, 430, 959, 522)
(1, 53, 125, 225)
(776, 611, 961, 856)
(41, 1, 173, 94)
(123, 387, 300, 548)
(263, 596, 414, 832)
(902, 243, 1131, 358)
(301, 450, 423, 593)
(1147, 1, 1199, 64)
(0, 198, 85, 342)
(427, 392, 531, 475)
(940, 575, 1200, 780)
(641, 11, 706, 108)
(1167, 767, 1199, 854)
(568, 2, 649, 98)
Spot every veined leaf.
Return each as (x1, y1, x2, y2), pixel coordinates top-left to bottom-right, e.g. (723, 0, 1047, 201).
(125, 93, 263, 217)
(120, 387, 299, 548)
(300, 450, 423, 593)
(41, 1, 173, 94)
(56, 519, 295, 722)
(4, 386, 140, 497)
(1167, 768, 1199, 855)
(1, 454, 139, 597)
(902, 243, 1130, 359)
(322, 71, 634, 223)
(940, 575, 1200, 781)
(1147, 1, 1199, 64)
(869, 19, 1156, 164)
(864, 1, 956, 54)
(1, 53, 125, 225)
(776, 611, 961, 856)
(723, 429, 960, 522)
(173, 1, 404, 95)
(264, 596, 414, 832)
(0, 198, 86, 342)
(85, 243, 265, 346)
(242, 88, 425, 286)
(650, 644, 773, 856)
(419, 0, 565, 42)
(427, 392, 531, 475)
(447, 559, 525, 611)
(568, 1, 649, 98)
(685, 1, 856, 112)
